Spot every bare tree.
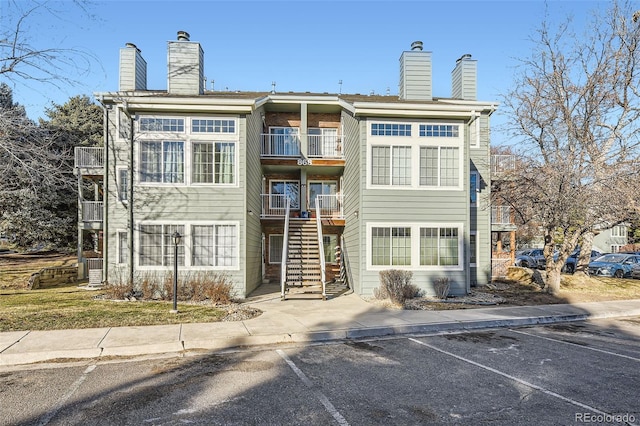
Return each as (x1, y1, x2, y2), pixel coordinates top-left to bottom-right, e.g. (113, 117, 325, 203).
(1, 0, 98, 89)
(497, 1, 640, 293)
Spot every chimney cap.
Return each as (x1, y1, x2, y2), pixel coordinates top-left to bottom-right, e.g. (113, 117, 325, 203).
(177, 31, 190, 41)
(410, 41, 423, 51)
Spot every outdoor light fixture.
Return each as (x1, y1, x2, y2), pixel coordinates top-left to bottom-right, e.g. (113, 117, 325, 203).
(170, 231, 182, 313)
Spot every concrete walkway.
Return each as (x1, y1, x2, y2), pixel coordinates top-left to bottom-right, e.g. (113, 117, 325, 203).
(2, 289, 640, 367)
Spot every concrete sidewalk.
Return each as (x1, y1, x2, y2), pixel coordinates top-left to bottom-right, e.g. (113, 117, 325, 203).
(2, 292, 640, 367)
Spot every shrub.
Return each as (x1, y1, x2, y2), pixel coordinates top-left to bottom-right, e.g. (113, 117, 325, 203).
(434, 277, 451, 299)
(376, 270, 418, 305)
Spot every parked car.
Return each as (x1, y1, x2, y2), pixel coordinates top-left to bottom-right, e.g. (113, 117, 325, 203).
(560, 250, 603, 274)
(631, 263, 640, 279)
(587, 253, 640, 278)
(515, 249, 546, 269)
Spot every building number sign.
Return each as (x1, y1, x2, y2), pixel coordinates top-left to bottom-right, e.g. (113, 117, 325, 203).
(297, 159, 313, 166)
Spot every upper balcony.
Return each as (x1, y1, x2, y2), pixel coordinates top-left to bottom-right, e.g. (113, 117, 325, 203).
(491, 154, 515, 176)
(74, 147, 104, 176)
(491, 205, 517, 232)
(260, 133, 344, 160)
(80, 200, 103, 230)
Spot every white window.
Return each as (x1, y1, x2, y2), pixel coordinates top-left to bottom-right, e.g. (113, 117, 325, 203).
(308, 181, 338, 210)
(270, 180, 300, 210)
(268, 127, 300, 156)
(117, 231, 128, 264)
(419, 146, 459, 187)
(139, 117, 185, 132)
(611, 225, 627, 238)
(140, 141, 184, 183)
(371, 146, 411, 186)
(192, 142, 236, 184)
(139, 224, 185, 266)
(191, 119, 235, 134)
(269, 235, 284, 264)
(323, 234, 338, 264)
(419, 124, 459, 137)
(470, 171, 479, 205)
(192, 224, 237, 267)
(371, 123, 411, 136)
(117, 168, 128, 202)
(308, 128, 339, 156)
(368, 223, 463, 270)
(469, 232, 477, 266)
(371, 227, 412, 266)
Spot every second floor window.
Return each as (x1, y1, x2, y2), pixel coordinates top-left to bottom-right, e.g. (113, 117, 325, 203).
(192, 142, 236, 184)
(419, 146, 459, 187)
(371, 146, 411, 186)
(140, 141, 184, 183)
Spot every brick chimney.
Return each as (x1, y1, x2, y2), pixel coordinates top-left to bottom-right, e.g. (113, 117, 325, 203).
(399, 41, 432, 101)
(451, 54, 477, 101)
(119, 43, 147, 91)
(167, 31, 204, 95)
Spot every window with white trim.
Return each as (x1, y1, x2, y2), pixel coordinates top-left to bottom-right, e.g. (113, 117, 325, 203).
(419, 124, 459, 137)
(323, 234, 338, 264)
(371, 227, 412, 266)
(117, 168, 128, 202)
(139, 224, 185, 266)
(270, 180, 300, 209)
(269, 235, 283, 264)
(469, 232, 477, 266)
(368, 223, 463, 269)
(470, 171, 479, 205)
(192, 224, 237, 267)
(140, 141, 184, 183)
(611, 225, 627, 238)
(118, 231, 128, 264)
(419, 146, 459, 187)
(192, 142, 236, 184)
(139, 117, 185, 132)
(191, 119, 235, 133)
(371, 146, 411, 186)
(371, 123, 411, 136)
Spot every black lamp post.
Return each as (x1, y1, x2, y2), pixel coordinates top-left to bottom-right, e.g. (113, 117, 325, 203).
(170, 231, 182, 313)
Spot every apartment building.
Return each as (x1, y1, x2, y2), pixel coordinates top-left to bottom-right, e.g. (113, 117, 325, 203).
(75, 32, 497, 299)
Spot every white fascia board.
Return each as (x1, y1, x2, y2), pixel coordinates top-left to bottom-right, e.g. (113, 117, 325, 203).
(95, 92, 257, 113)
(267, 94, 341, 104)
(351, 101, 497, 118)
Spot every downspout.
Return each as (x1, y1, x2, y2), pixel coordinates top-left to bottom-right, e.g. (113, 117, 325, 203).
(103, 103, 110, 284)
(121, 100, 135, 287)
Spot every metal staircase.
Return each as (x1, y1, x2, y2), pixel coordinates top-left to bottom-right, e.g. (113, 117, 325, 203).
(282, 220, 325, 299)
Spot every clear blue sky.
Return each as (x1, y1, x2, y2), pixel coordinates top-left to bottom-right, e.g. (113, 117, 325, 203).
(2, 0, 616, 146)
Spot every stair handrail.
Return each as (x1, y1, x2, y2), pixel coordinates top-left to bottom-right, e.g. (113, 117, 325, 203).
(280, 198, 291, 300)
(315, 200, 326, 299)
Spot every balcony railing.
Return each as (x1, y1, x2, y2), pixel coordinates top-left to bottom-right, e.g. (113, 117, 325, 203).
(75, 147, 104, 168)
(82, 201, 104, 222)
(491, 154, 515, 174)
(261, 134, 301, 157)
(491, 205, 513, 225)
(308, 135, 343, 158)
(312, 194, 343, 218)
(261, 194, 344, 219)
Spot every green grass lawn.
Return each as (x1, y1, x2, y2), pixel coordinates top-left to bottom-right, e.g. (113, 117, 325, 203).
(0, 283, 227, 332)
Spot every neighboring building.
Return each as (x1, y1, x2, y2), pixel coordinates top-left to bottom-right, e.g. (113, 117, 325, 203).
(75, 33, 498, 299)
(593, 224, 629, 253)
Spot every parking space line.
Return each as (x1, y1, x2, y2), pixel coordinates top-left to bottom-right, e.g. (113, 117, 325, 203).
(276, 349, 349, 426)
(36, 363, 97, 426)
(408, 338, 610, 417)
(508, 329, 640, 362)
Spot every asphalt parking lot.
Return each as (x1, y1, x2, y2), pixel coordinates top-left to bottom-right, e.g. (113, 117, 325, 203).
(2, 317, 639, 425)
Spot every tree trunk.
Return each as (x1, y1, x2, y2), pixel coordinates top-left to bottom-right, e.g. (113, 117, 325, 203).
(545, 267, 562, 295)
(574, 230, 594, 277)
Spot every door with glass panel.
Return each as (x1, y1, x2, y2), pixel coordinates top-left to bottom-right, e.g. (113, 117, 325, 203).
(270, 180, 300, 211)
(308, 128, 338, 157)
(269, 127, 300, 156)
(308, 181, 337, 216)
